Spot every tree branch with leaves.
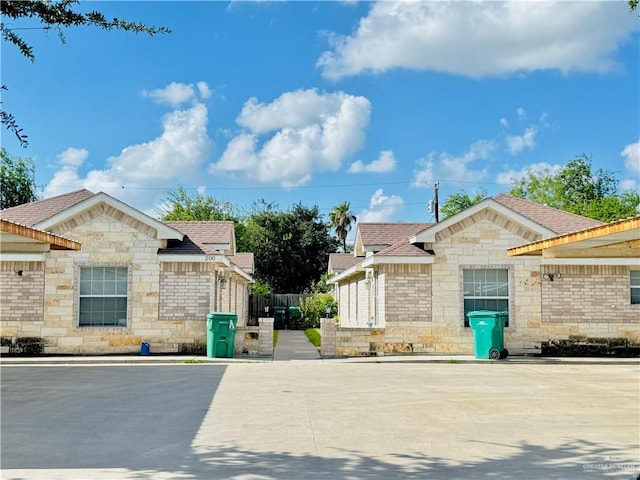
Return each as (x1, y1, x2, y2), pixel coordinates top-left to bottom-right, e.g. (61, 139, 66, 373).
(1, 0, 170, 146)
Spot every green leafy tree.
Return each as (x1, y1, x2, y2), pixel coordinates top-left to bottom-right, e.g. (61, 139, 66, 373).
(582, 191, 640, 223)
(244, 203, 340, 293)
(158, 186, 251, 252)
(630, 0, 638, 13)
(160, 186, 238, 221)
(440, 190, 487, 219)
(311, 272, 334, 295)
(328, 201, 357, 253)
(510, 154, 638, 222)
(1, 0, 170, 146)
(0, 147, 39, 209)
(249, 279, 272, 295)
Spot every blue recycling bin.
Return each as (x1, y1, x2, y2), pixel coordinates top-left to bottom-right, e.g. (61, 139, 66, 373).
(140, 342, 150, 355)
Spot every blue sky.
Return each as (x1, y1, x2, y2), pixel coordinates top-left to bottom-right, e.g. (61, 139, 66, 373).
(3, 1, 639, 227)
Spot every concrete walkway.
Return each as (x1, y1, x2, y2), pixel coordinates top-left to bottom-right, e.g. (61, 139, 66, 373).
(273, 329, 320, 361)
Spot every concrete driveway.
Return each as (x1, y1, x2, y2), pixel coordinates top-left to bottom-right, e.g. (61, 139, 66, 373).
(1, 361, 638, 479)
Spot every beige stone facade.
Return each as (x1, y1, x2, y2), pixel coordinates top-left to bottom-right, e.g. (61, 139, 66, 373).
(328, 199, 639, 357)
(0, 192, 253, 355)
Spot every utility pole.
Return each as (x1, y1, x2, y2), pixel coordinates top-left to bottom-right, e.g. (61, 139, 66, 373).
(434, 181, 439, 223)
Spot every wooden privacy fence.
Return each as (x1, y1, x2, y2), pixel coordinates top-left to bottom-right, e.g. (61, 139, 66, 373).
(248, 294, 310, 328)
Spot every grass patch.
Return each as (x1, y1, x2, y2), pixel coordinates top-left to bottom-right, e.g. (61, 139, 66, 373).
(273, 329, 279, 347)
(183, 359, 203, 364)
(305, 328, 321, 349)
(448, 359, 459, 364)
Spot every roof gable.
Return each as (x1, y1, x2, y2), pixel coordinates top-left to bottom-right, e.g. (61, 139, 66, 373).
(0, 189, 94, 226)
(328, 253, 361, 274)
(33, 192, 183, 241)
(355, 222, 432, 256)
(161, 221, 236, 255)
(411, 194, 602, 244)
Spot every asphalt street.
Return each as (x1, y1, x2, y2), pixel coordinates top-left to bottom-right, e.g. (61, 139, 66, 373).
(1, 361, 639, 480)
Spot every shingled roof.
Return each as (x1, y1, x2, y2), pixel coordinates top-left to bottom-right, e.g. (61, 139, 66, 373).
(358, 223, 432, 250)
(328, 253, 361, 273)
(0, 189, 95, 226)
(160, 221, 235, 255)
(492, 194, 603, 235)
(229, 252, 254, 274)
(375, 240, 433, 257)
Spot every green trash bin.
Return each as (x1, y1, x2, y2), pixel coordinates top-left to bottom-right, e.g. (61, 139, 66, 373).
(274, 307, 287, 330)
(467, 311, 509, 360)
(206, 312, 237, 358)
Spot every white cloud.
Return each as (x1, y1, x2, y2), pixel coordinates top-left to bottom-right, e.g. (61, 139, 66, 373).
(499, 118, 509, 128)
(57, 147, 88, 167)
(621, 141, 640, 174)
(197, 82, 212, 100)
(505, 126, 538, 156)
(412, 140, 496, 188)
(620, 141, 640, 191)
(142, 81, 212, 107)
(210, 88, 371, 187)
(348, 150, 396, 173)
(44, 101, 213, 207)
(357, 189, 404, 222)
(318, 1, 637, 79)
(495, 162, 562, 186)
(516, 107, 527, 120)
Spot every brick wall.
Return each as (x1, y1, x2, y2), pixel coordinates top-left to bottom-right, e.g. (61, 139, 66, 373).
(0, 262, 45, 331)
(541, 265, 637, 323)
(160, 263, 212, 321)
(381, 264, 430, 325)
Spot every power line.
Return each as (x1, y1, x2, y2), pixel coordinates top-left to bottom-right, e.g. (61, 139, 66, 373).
(49, 177, 511, 192)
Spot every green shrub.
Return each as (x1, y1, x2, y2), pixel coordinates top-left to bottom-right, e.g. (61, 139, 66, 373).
(299, 292, 336, 329)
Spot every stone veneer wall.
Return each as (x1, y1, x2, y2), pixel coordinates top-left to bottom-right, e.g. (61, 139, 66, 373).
(234, 318, 274, 356)
(41, 207, 169, 353)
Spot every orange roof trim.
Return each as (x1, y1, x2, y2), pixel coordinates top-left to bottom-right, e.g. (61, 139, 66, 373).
(508, 215, 640, 256)
(0, 219, 82, 251)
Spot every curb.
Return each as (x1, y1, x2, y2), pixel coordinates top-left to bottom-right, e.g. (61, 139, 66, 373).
(1, 355, 638, 366)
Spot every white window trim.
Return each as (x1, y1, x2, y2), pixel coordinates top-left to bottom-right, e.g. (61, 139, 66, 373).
(460, 265, 513, 328)
(76, 264, 131, 329)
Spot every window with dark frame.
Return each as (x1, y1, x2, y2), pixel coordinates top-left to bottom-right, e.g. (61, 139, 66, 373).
(463, 269, 509, 327)
(79, 266, 128, 327)
(631, 271, 640, 305)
